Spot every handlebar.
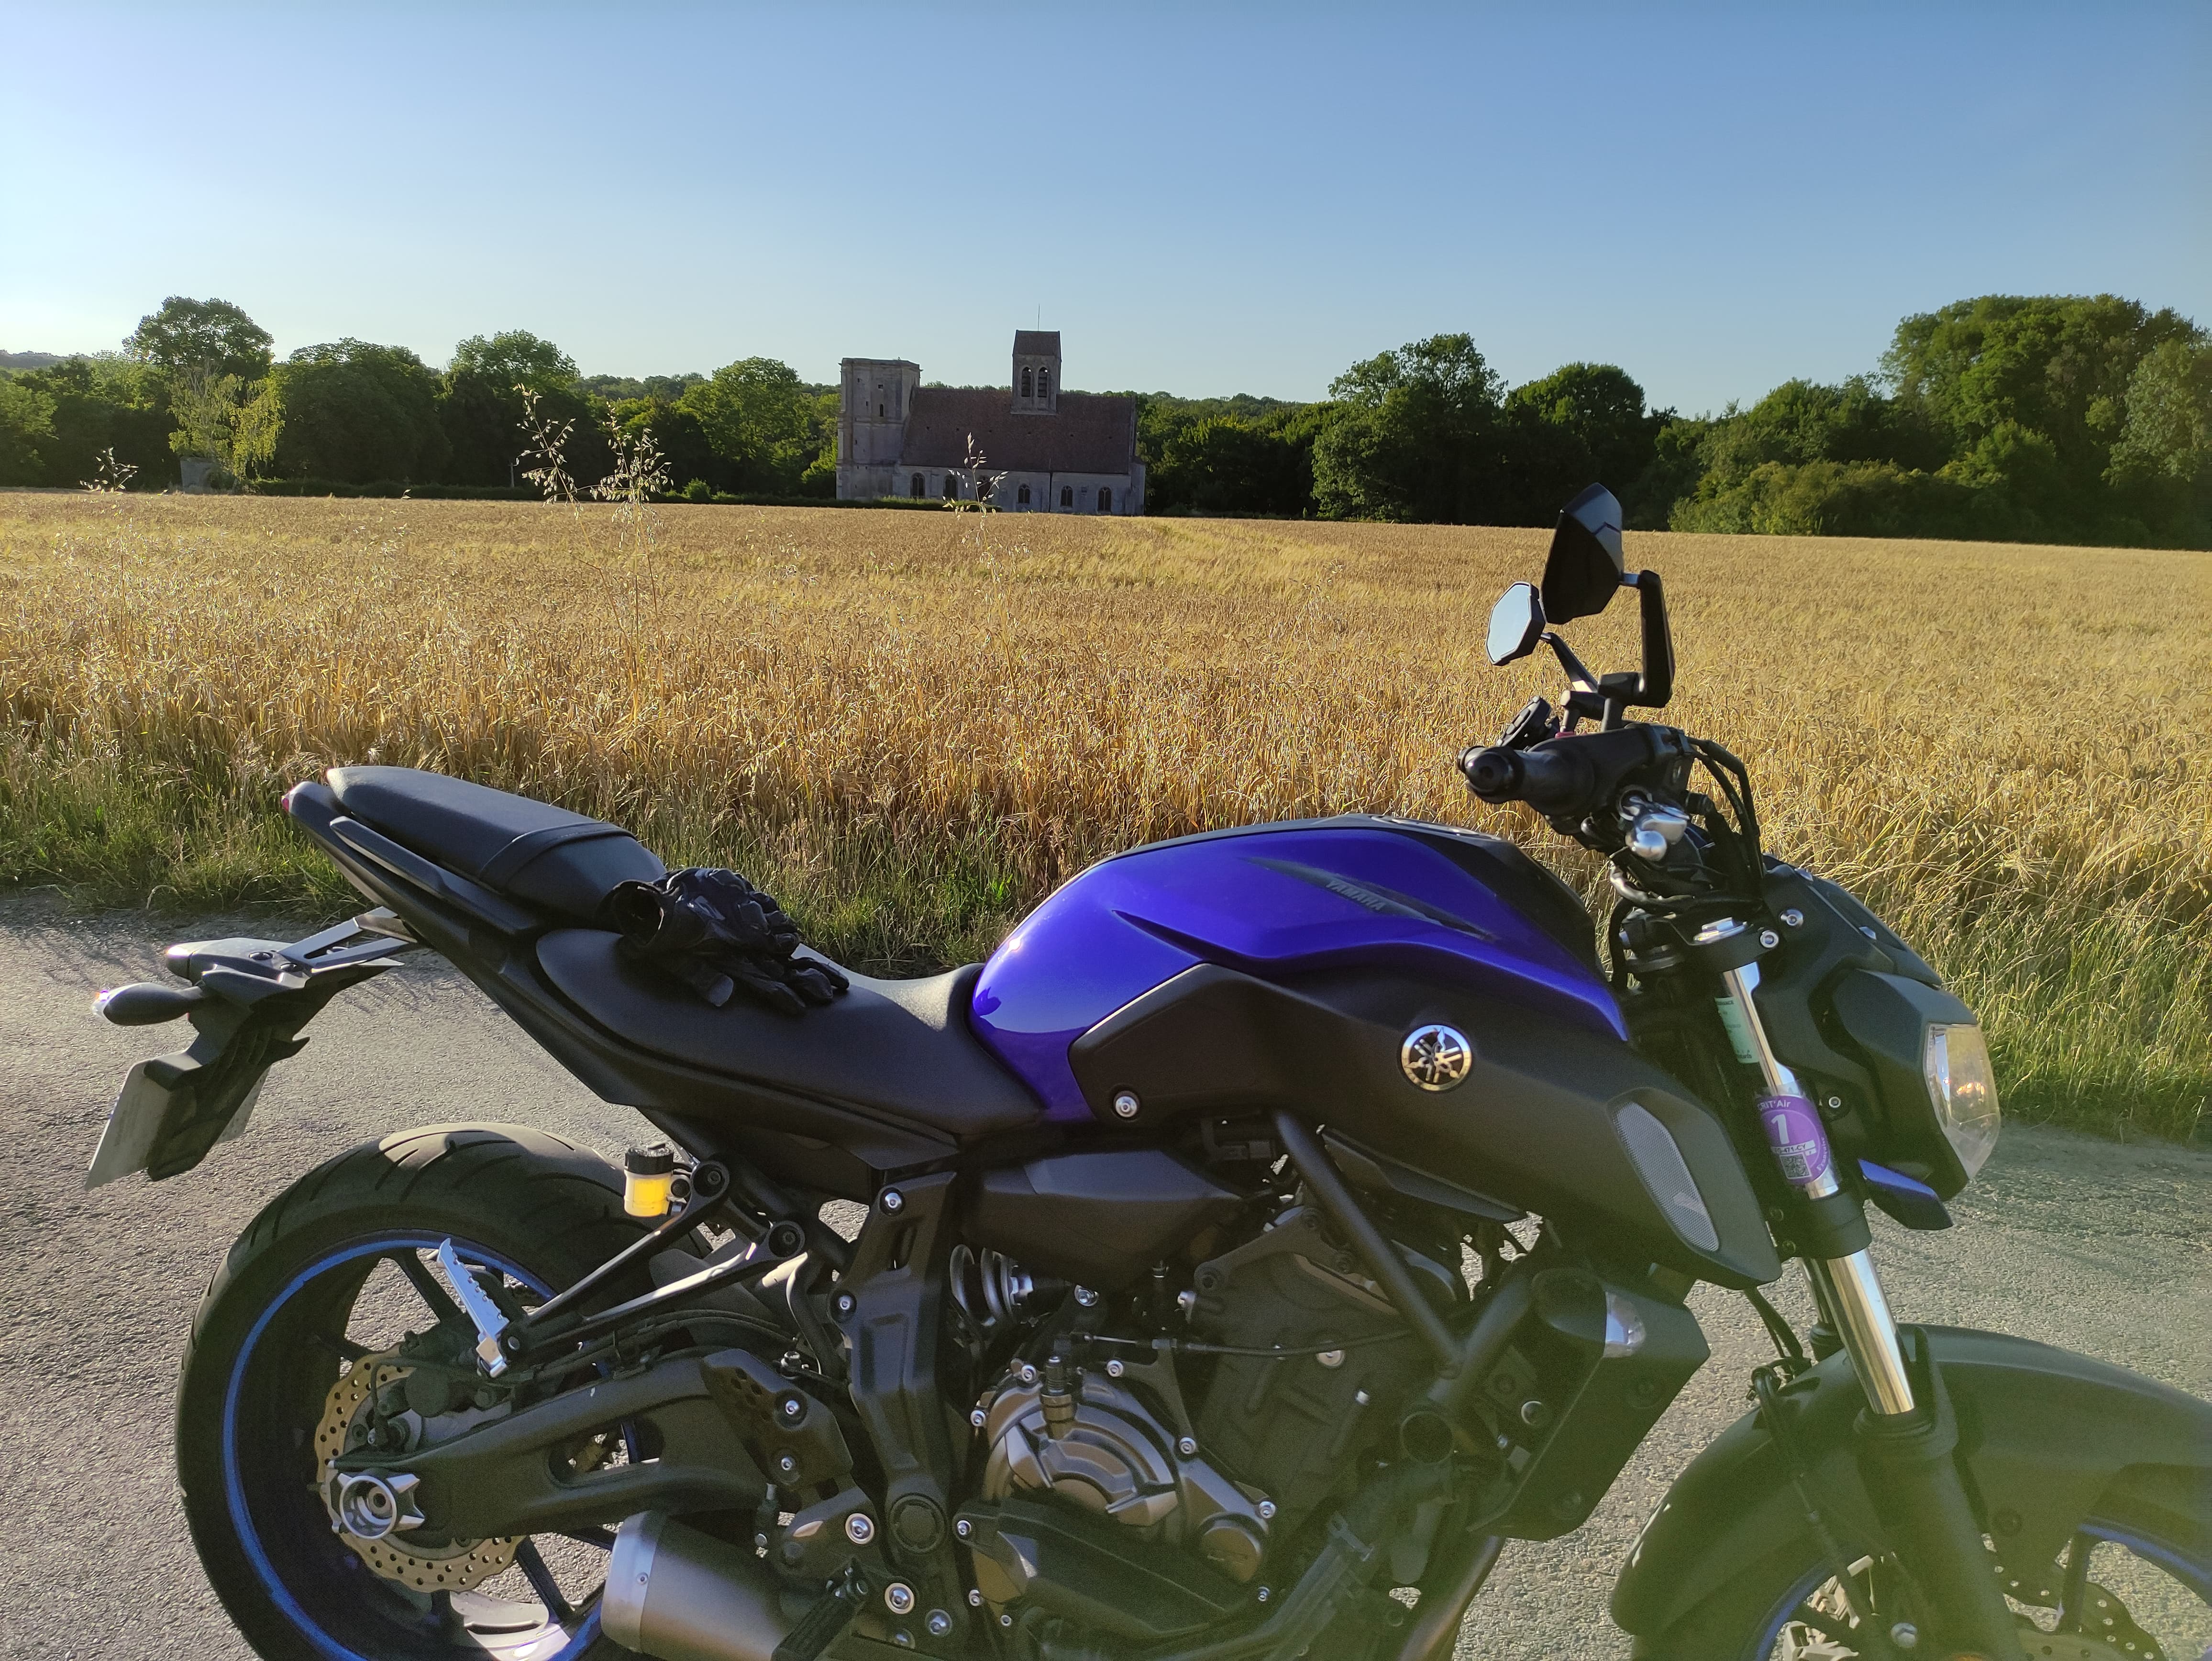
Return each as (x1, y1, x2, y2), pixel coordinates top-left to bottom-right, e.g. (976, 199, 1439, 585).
(1458, 742, 1595, 814)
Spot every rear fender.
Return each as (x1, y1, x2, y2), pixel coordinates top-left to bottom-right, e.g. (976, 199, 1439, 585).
(88, 919, 414, 1185)
(1610, 1325, 2212, 1637)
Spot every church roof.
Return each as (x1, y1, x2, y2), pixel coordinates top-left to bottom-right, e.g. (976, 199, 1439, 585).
(900, 388, 1137, 476)
(1012, 330, 1061, 356)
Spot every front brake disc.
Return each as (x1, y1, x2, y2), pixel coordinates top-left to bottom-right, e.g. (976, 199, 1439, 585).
(314, 1354, 519, 1593)
(2002, 1554, 2168, 1661)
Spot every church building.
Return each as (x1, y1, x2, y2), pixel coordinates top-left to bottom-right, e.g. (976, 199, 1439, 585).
(836, 331, 1146, 514)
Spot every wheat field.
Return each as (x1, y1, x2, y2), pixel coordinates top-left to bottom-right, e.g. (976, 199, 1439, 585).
(2, 493, 2205, 1140)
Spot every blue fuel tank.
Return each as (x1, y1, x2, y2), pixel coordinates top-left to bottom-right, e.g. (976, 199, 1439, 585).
(970, 816, 1622, 1122)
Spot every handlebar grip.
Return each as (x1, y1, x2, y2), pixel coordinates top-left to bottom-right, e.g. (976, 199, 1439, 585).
(1459, 742, 1594, 814)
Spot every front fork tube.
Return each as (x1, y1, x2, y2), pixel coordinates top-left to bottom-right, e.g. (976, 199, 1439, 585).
(1720, 963, 2026, 1659)
(1719, 963, 1915, 1415)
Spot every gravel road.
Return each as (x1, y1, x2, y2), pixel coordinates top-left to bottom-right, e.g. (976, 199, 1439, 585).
(3, 900, 2206, 1660)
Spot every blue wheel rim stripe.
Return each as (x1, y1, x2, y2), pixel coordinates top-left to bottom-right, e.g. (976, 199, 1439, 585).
(220, 1231, 602, 1661)
(1752, 1521, 2212, 1655)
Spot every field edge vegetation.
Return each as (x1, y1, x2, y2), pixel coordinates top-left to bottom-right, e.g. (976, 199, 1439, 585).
(3, 496, 2204, 1145)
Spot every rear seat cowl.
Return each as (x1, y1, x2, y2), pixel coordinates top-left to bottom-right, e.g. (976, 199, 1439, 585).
(324, 766, 664, 924)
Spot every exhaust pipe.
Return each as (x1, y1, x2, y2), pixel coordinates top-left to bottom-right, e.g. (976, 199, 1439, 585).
(604, 1512, 793, 1661)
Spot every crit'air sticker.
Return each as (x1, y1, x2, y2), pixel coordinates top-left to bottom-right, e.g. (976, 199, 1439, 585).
(1759, 1095, 1833, 1187)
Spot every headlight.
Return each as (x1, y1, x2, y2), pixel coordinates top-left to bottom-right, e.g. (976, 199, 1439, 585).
(1923, 1023, 2000, 1178)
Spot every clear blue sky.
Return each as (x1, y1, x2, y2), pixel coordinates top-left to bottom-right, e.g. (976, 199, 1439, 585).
(5, 2, 2206, 413)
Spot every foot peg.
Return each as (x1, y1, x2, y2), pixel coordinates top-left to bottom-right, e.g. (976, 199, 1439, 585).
(434, 1239, 511, 1376)
(771, 1580, 857, 1661)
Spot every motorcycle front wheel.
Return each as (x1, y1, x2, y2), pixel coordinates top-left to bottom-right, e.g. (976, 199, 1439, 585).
(176, 1124, 652, 1661)
(1632, 1473, 2212, 1660)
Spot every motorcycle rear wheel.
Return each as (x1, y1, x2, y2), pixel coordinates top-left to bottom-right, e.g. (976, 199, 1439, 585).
(177, 1124, 651, 1661)
(1630, 1474, 2212, 1660)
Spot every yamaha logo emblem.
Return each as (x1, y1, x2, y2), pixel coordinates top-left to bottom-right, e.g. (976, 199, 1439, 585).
(1400, 1024, 1472, 1092)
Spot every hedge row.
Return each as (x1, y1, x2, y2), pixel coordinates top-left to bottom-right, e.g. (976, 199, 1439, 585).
(243, 480, 949, 509)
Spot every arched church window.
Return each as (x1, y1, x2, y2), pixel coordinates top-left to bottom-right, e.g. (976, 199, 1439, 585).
(1060, 485, 1073, 508)
(1039, 371, 1050, 402)
(1021, 368, 1033, 399)
(944, 474, 960, 499)
(1017, 484, 1031, 505)
(1097, 487, 1112, 512)
(911, 474, 924, 497)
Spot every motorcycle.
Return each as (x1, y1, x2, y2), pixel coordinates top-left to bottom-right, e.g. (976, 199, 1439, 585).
(88, 484, 2209, 1661)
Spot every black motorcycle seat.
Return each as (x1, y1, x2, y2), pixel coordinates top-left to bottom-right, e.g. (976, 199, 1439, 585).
(326, 766, 665, 923)
(536, 929, 1042, 1136)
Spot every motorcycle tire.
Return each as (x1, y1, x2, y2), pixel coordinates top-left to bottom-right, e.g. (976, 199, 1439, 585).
(176, 1123, 653, 1661)
(1630, 1467, 2212, 1660)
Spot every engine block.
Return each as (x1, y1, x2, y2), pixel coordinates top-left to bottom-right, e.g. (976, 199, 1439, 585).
(978, 1359, 1273, 1583)
(1186, 1206, 1452, 1520)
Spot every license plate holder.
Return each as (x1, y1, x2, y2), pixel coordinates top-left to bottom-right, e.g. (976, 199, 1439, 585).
(85, 1051, 270, 1188)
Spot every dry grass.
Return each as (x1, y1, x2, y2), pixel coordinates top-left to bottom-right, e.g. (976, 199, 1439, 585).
(3, 494, 2206, 1141)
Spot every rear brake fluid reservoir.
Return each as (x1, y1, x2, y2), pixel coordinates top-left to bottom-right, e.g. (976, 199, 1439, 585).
(623, 1143, 677, 1218)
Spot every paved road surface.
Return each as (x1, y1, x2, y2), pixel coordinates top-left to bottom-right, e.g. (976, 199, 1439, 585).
(3, 900, 2206, 1660)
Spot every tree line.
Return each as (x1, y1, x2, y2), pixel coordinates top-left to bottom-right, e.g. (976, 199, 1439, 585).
(4, 292, 2206, 547)
(1134, 294, 2209, 547)
(0, 298, 839, 501)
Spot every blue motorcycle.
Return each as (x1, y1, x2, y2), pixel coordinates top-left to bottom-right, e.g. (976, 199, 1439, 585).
(92, 486, 2209, 1661)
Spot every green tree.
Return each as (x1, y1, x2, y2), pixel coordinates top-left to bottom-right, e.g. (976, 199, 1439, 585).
(1505, 364, 1659, 491)
(1666, 374, 1968, 537)
(1312, 334, 1505, 521)
(439, 330, 607, 487)
(125, 296, 274, 383)
(2101, 337, 2212, 543)
(167, 370, 280, 486)
(1694, 377, 1945, 484)
(610, 396, 718, 495)
(270, 340, 449, 483)
(583, 372, 705, 403)
(1144, 411, 1319, 517)
(1884, 294, 2197, 520)
(0, 375, 57, 485)
(678, 357, 825, 493)
(9, 355, 174, 487)
(1625, 415, 1716, 529)
(1670, 458, 1978, 538)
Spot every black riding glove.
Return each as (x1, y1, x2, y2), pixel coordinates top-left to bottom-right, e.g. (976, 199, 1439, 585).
(607, 867, 850, 1014)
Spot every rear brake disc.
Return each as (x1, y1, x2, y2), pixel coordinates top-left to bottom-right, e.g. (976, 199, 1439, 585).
(313, 1354, 519, 1593)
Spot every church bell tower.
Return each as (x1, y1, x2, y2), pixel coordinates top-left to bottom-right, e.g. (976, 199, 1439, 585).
(1012, 330, 1061, 413)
